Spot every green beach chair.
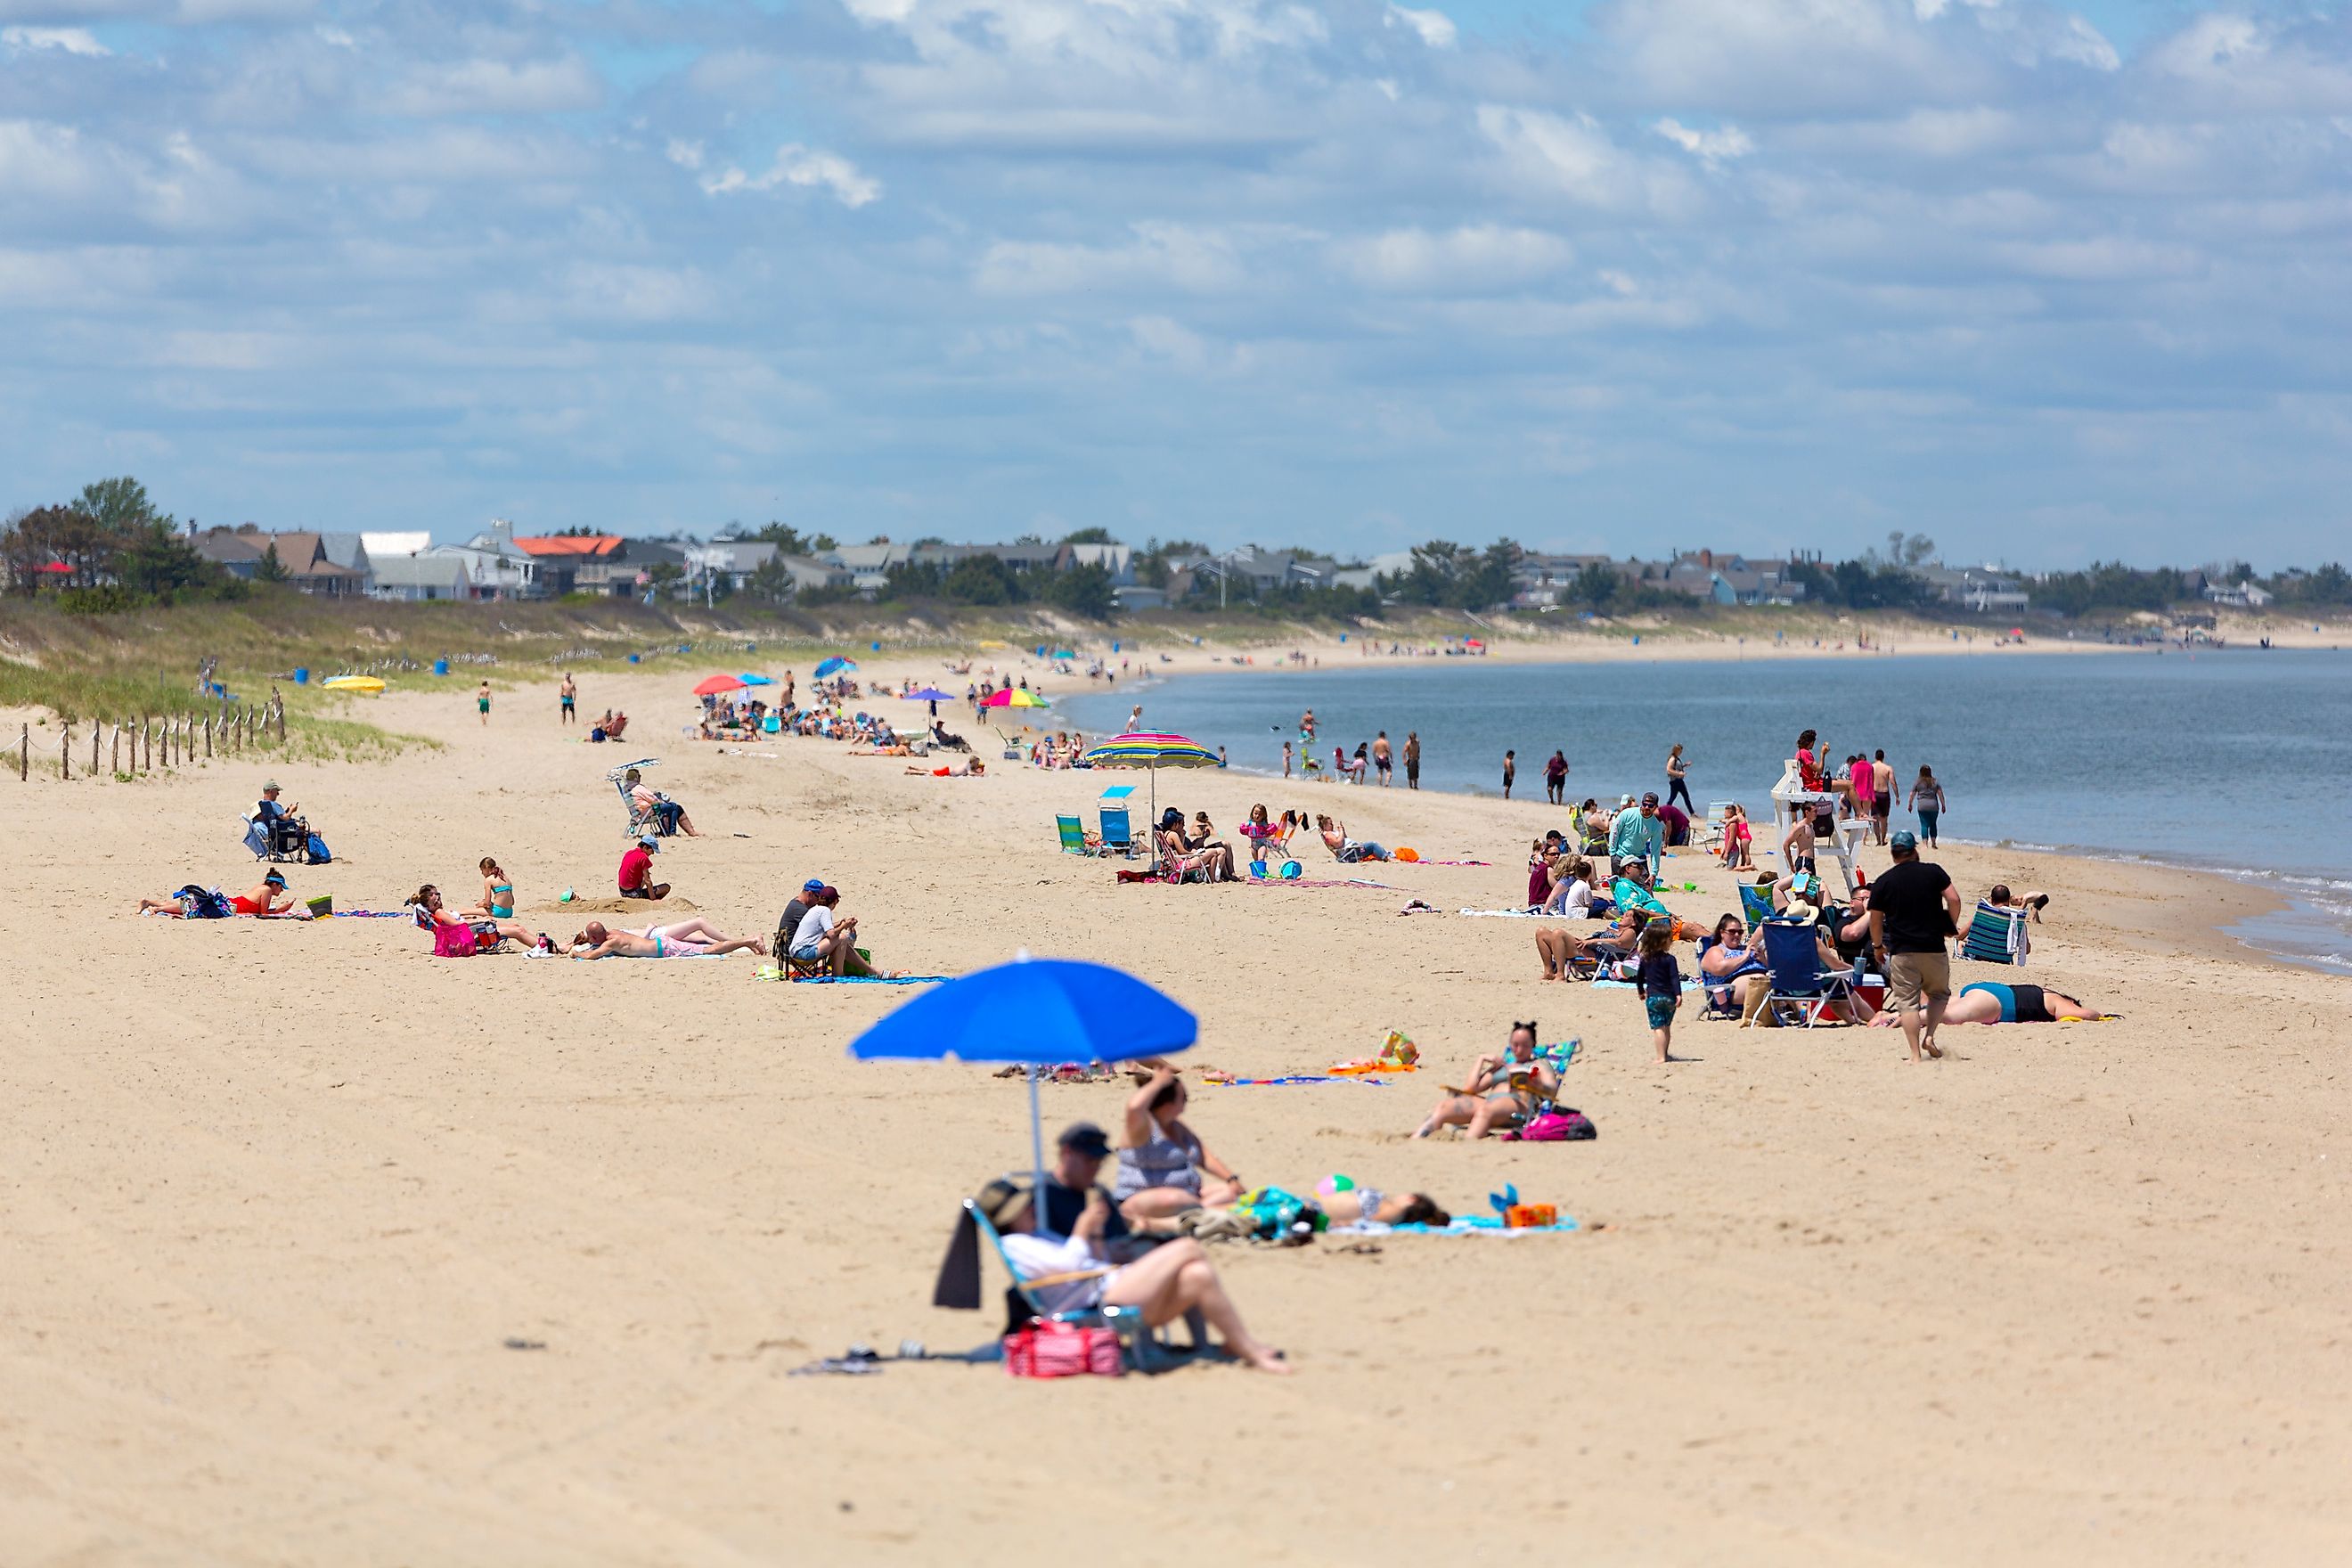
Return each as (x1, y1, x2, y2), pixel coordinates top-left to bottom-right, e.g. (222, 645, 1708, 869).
(1959, 902, 2029, 966)
(1056, 814, 1092, 855)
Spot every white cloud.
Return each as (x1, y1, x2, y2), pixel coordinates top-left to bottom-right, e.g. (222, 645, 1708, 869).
(378, 58, 605, 118)
(3, 26, 107, 55)
(1129, 314, 1208, 368)
(1334, 225, 1573, 292)
(701, 144, 881, 208)
(1651, 117, 1752, 163)
(1385, 4, 1457, 50)
(665, 139, 704, 172)
(976, 221, 1250, 296)
(1477, 106, 1699, 216)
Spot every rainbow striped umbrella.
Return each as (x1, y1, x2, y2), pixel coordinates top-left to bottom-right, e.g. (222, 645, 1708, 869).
(1080, 731, 1220, 869)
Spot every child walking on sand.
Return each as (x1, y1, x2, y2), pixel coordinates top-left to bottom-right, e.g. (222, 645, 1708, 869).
(1634, 920, 1684, 1064)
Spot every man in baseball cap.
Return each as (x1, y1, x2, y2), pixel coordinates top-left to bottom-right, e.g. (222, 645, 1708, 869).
(617, 835, 668, 901)
(1610, 790, 1666, 881)
(1037, 1122, 1137, 1251)
(777, 878, 827, 954)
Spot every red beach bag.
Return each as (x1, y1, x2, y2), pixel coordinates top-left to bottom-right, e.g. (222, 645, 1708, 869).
(1002, 1320, 1124, 1379)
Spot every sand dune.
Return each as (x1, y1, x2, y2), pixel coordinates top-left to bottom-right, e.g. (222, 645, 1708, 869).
(3, 653, 2348, 1566)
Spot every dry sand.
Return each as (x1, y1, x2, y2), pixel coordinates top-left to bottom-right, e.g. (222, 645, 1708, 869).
(4, 651, 2348, 1567)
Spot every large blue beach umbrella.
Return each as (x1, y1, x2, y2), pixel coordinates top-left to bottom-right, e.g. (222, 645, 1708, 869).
(813, 656, 856, 679)
(850, 957, 1196, 1221)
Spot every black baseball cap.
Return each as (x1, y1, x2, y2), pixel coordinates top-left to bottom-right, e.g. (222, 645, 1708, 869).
(1058, 1121, 1111, 1156)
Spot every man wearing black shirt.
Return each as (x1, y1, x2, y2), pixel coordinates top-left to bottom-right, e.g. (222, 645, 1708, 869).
(1867, 832, 1962, 1062)
(776, 878, 825, 957)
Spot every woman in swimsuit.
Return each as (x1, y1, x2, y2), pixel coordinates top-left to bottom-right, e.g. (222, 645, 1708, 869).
(1412, 1024, 1556, 1139)
(462, 857, 514, 921)
(1115, 1066, 1245, 1226)
(1908, 765, 1946, 846)
(1665, 744, 1693, 813)
(407, 885, 549, 951)
(1882, 983, 2103, 1026)
(1318, 1184, 1450, 1227)
(229, 870, 306, 918)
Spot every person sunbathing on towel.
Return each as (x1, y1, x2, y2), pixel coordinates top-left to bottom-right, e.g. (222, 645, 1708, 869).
(231, 870, 309, 918)
(1869, 982, 2102, 1026)
(906, 758, 985, 776)
(570, 919, 764, 960)
(1412, 1023, 1556, 1139)
(1316, 1184, 1451, 1228)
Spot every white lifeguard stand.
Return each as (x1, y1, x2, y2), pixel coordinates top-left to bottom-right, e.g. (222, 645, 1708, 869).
(1769, 758, 1868, 897)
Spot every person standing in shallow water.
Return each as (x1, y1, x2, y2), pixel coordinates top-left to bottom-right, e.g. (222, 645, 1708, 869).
(1501, 749, 1515, 799)
(1404, 731, 1420, 789)
(1544, 749, 1569, 805)
(1373, 731, 1393, 787)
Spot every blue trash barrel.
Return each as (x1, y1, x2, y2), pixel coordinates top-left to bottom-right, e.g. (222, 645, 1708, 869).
(293, 667, 309, 684)
(628, 654, 641, 665)
(433, 658, 449, 675)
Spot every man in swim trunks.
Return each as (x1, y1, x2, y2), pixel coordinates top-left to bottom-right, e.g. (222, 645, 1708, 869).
(560, 673, 577, 725)
(571, 919, 764, 960)
(477, 681, 491, 726)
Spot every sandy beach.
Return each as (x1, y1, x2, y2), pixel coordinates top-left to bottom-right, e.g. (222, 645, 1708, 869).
(4, 650, 2348, 1567)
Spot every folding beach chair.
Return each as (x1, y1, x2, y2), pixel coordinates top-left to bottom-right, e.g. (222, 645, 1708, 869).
(960, 1199, 1189, 1371)
(1751, 919, 1858, 1029)
(1959, 902, 2029, 966)
(1691, 937, 1750, 1022)
(1056, 814, 1093, 856)
(1739, 882, 1776, 929)
(1099, 806, 1137, 858)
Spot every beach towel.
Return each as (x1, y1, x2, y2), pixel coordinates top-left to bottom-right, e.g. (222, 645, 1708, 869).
(1198, 1073, 1388, 1088)
(1413, 859, 1492, 867)
(752, 966, 946, 984)
(1328, 1216, 1579, 1236)
(1458, 907, 1548, 918)
(1240, 877, 1394, 891)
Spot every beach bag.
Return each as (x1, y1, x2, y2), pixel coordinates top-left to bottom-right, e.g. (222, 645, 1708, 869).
(1511, 1109, 1597, 1143)
(305, 833, 331, 864)
(1234, 1187, 1319, 1242)
(176, 885, 233, 919)
(1002, 1319, 1123, 1378)
(430, 920, 479, 958)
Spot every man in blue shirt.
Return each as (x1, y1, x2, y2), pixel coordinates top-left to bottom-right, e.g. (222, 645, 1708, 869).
(255, 780, 305, 856)
(1610, 791, 1665, 881)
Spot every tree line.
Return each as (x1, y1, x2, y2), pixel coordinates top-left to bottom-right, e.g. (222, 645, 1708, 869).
(2, 478, 248, 612)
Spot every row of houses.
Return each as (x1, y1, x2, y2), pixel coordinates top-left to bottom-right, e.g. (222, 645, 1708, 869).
(183, 524, 2046, 614)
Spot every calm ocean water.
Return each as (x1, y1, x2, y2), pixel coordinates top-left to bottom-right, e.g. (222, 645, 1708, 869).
(1060, 649, 2352, 975)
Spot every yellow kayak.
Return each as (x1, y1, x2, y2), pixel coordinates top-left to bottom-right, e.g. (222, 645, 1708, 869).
(322, 675, 386, 694)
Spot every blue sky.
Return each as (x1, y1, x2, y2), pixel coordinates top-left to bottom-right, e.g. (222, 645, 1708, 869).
(3, 0, 2348, 568)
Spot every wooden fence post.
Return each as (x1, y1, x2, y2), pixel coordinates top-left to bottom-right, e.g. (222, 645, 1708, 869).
(111, 723, 120, 777)
(90, 724, 99, 777)
(18, 723, 26, 780)
(61, 723, 70, 780)
(205, 716, 213, 758)
(275, 700, 286, 743)
(143, 716, 151, 773)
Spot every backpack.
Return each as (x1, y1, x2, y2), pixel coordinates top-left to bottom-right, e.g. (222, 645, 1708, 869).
(176, 886, 233, 919)
(304, 832, 331, 864)
(1510, 1109, 1597, 1143)
(1233, 1187, 1320, 1243)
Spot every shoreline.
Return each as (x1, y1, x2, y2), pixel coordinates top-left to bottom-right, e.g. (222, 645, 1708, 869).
(1051, 651, 2340, 980)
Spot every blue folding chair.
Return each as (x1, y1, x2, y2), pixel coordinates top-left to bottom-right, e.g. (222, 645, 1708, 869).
(1099, 807, 1136, 858)
(1753, 919, 1858, 1028)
